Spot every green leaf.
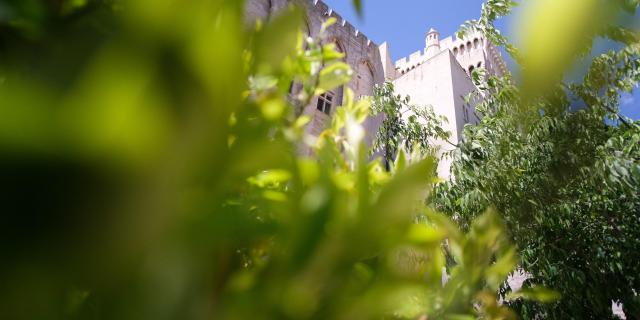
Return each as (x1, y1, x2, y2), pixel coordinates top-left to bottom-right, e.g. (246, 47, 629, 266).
(407, 224, 446, 245)
(254, 7, 304, 71)
(351, 0, 363, 17)
(247, 169, 292, 187)
(394, 148, 407, 173)
(506, 286, 561, 303)
(315, 62, 353, 95)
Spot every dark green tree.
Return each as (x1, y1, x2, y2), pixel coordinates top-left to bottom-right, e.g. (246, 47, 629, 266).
(435, 0, 640, 318)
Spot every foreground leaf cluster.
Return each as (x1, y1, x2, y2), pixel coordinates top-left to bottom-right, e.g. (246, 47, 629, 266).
(0, 0, 531, 319)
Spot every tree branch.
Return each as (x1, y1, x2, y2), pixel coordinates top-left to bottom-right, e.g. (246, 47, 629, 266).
(605, 105, 632, 129)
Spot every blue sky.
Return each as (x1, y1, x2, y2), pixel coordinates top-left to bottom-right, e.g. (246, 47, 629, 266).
(322, 0, 639, 120)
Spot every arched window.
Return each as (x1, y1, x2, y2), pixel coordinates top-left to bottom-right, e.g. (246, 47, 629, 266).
(453, 47, 459, 55)
(314, 38, 346, 117)
(290, 20, 312, 95)
(469, 65, 475, 74)
(333, 39, 346, 60)
(301, 21, 312, 49)
(356, 60, 375, 96)
(473, 38, 479, 49)
(466, 41, 472, 50)
(460, 45, 465, 54)
(477, 62, 482, 68)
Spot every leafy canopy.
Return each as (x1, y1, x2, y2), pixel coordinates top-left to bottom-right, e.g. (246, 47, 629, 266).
(438, 0, 640, 318)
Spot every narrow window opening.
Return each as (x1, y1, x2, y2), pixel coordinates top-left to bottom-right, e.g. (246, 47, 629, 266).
(316, 92, 334, 115)
(463, 105, 469, 122)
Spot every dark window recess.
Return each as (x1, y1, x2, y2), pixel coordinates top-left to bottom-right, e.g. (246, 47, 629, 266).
(316, 92, 334, 115)
(288, 82, 294, 94)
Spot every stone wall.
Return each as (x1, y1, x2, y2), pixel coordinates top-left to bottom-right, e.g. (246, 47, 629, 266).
(245, 0, 272, 23)
(245, 0, 386, 152)
(393, 50, 463, 178)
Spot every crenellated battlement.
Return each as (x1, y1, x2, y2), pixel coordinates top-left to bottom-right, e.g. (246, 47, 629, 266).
(306, 0, 377, 48)
(393, 29, 508, 77)
(246, 0, 378, 48)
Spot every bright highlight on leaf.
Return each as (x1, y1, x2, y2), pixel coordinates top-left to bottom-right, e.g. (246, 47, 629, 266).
(517, 0, 614, 99)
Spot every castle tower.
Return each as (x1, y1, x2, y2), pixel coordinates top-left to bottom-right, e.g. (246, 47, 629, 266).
(425, 28, 440, 58)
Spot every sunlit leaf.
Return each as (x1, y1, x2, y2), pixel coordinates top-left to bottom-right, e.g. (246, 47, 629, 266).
(506, 286, 561, 303)
(315, 62, 353, 95)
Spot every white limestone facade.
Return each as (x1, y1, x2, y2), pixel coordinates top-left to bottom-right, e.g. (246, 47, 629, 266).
(380, 28, 507, 178)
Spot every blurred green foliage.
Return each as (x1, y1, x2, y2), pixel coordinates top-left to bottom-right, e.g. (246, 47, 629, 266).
(0, 0, 541, 319)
